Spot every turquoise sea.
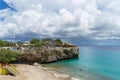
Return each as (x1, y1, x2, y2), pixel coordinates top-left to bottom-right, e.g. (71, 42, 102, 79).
(43, 46, 120, 80)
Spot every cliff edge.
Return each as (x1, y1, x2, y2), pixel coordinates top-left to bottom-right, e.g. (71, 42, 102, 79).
(17, 47, 79, 63)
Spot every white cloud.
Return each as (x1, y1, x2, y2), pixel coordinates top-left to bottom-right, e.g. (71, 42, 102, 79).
(0, 0, 120, 39)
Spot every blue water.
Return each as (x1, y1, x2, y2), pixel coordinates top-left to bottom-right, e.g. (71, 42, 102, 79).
(43, 46, 120, 80)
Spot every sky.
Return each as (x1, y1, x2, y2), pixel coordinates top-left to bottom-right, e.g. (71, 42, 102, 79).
(0, 0, 120, 45)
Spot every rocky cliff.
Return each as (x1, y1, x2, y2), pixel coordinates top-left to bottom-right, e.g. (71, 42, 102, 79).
(17, 47, 79, 63)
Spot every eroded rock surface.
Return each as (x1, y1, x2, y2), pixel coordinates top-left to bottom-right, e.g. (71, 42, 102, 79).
(17, 47, 79, 63)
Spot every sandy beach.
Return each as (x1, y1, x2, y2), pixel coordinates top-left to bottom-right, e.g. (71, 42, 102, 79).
(0, 64, 80, 80)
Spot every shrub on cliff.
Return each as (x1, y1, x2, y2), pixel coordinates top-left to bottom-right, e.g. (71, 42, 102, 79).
(0, 49, 18, 63)
(54, 39, 63, 44)
(30, 38, 40, 44)
(30, 38, 63, 47)
(30, 38, 42, 47)
(42, 38, 55, 47)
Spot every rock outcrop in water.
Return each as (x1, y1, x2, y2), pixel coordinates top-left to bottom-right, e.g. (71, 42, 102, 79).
(17, 47, 79, 63)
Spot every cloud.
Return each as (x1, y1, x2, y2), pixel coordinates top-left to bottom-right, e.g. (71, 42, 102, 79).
(0, 0, 120, 40)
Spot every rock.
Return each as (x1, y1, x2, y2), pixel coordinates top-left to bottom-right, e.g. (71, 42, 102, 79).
(33, 62, 40, 66)
(79, 69, 82, 71)
(17, 47, 79, 63)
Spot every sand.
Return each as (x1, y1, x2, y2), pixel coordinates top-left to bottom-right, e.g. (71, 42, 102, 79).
(0, 64, 80, 80)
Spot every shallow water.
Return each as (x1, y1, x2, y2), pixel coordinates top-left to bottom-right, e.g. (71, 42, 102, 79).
(43, 46, 120, 80)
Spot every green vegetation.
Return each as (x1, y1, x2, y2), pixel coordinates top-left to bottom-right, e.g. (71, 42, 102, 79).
(30, 38, 42, 47)
(0, 40, 9, 47)
(30, 38, 40, 44)
(42, 38, 54, 47)
(0, 40, 16, 47)
(0, 38, 63, 48)
(54, 38, 63, 44)
(30, 38, 63, 47)
(42, 38, 52, 42)
(34, 42, 42, 47)
(0, 49, 18, 63)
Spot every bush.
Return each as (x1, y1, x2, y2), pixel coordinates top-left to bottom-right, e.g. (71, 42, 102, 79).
(30, 38, 42, 47)
(42, 38, 54, 47)
(54, 39, 63, 44)
(0, 49, 18, 63)
(0, 40, 9, 47)
(30, 38, 40, 44)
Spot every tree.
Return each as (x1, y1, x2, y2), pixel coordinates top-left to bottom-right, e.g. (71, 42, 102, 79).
(42, 38, 52, 43)
(42, 38, 54, 47)
(0, 49, 18, 63)
(54, 39, 63, 44)
(34, 42, 42, 47)
(30, 38, 42, 47)
(0, 40, 9, 47)
(30, 38, 40, 44)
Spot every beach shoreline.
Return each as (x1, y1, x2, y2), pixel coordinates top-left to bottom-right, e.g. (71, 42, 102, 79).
(0, 64, 80, 80)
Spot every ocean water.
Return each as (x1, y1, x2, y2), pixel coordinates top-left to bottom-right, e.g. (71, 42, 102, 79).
(43, 46, 120, 80)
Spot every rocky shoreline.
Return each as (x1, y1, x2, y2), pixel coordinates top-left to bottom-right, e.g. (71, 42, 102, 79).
(0, 39, 80, 80)
(17, 47, 79, 63)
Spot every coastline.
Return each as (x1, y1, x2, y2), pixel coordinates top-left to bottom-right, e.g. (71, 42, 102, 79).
(0, 64, 80, 80)
(0, 39, 80, 80)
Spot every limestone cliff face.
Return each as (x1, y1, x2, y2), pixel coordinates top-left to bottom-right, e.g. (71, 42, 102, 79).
(17, 47, 79, 63)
